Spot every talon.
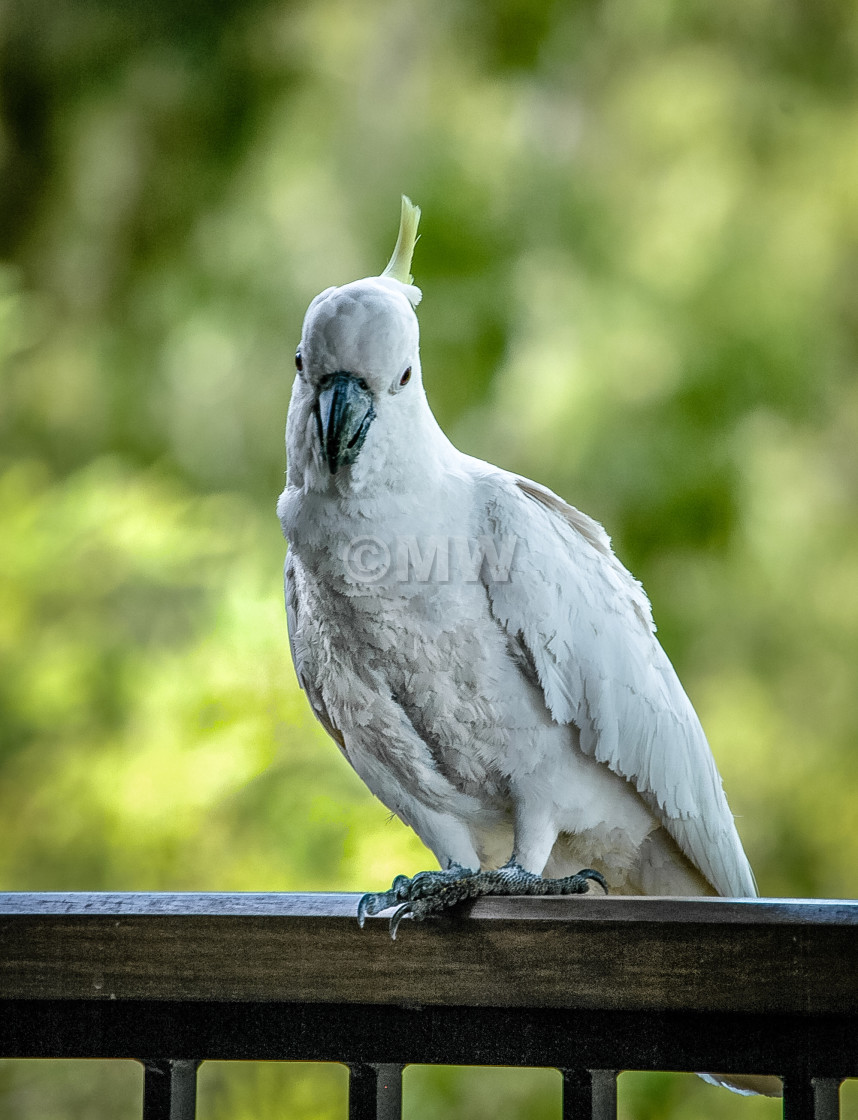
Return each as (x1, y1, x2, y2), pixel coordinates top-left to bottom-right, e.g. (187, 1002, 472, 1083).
(357, 887, 399, 926)
(577, 868, 609, 894)
(389, 902, 413, 940)
(357, 893, 373, 928)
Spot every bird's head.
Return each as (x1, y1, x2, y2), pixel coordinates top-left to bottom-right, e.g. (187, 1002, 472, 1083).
(287, 198, 430, 488)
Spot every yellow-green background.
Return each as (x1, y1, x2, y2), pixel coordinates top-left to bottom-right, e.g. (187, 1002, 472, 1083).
(2, 0, 857, 1116)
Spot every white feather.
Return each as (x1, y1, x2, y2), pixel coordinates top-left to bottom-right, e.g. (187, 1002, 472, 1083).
(479, 472, 757, 897)
(280, 230, 757, 901)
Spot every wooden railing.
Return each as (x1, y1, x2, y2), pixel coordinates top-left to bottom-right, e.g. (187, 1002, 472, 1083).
(1, 892, 856, 1119)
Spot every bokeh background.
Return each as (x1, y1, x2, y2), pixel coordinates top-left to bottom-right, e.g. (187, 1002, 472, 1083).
(2, 0, 858, 1117)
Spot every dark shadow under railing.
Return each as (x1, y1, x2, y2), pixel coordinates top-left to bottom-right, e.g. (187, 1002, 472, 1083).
(1, 893, 856, 1119)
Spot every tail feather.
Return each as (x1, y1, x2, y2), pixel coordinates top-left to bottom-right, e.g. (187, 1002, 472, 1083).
(699, 1073, 783, 1097)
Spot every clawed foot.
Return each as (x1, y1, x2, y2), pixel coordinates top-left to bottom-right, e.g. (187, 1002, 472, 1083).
(357, 861, 608, 939)
(357, 863, 472, 937)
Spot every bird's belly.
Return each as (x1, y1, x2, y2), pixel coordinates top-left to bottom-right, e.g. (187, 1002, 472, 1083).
(335, 586, 524, 795)
(337, 584, 655, 835)
(298, 561, 659, 879)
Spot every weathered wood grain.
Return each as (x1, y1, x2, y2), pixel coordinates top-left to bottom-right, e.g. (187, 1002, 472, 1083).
(1, 893, 856, 1015)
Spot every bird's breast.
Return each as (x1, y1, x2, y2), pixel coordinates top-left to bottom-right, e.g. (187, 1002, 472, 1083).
(292, 536, 551, 789)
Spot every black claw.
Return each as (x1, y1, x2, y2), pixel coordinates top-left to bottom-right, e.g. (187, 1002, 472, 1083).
(389, 902, 414, 940)
(356, 893, 374, 928)
(577, 868, 609, 894)
(357, 888, 398, 927)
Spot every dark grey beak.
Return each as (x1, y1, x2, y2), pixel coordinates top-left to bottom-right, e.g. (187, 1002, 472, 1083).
(315, 372, 375, 474)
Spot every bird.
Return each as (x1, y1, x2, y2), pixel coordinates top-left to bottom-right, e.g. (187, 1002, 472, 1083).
(278, 198, 779, 1095)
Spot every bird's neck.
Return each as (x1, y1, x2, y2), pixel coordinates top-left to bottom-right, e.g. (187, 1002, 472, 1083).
(280, 393, 462, 547)
(328, 394, 453, 497)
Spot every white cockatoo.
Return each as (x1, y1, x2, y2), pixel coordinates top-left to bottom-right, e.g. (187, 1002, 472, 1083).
(278, 197, 758, 927)
(279, 199, 782, 1096)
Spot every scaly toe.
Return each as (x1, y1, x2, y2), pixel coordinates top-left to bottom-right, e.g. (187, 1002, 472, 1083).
(389, 892, 457, 939)
(524, 865, 609, 896)
(357, 887, 403, 927)
(573, 868, 609, 894)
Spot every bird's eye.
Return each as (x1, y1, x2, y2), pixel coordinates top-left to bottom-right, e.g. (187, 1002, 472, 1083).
(295, 350, 303, 373)
(399, 367, 412, 387)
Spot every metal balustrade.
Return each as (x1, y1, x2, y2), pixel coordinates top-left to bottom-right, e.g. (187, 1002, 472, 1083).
(1, 892, 856, 1119)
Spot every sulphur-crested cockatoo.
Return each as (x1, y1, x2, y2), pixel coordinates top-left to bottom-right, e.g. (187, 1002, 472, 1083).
(278, 198, 758, 933)
(279, 198, 780, 1096)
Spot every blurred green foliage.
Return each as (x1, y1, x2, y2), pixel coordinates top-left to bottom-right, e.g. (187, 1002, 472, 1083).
(2, 0, 858, 1116)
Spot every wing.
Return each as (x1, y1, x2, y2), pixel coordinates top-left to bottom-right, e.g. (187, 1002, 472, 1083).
(476, 469, 756, 898)
(284, 549, 348, 757)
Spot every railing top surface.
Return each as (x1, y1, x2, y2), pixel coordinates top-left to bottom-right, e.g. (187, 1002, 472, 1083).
(0, 890, 856, 923)
(2, 892, 858, 1016)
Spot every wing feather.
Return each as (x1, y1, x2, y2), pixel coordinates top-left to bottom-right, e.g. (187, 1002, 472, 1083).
(285, 550, 348, 756)
(478, 471, 756, 898)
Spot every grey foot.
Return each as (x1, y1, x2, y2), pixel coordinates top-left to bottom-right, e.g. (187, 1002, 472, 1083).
(358, 861, 608, 939)
(357, 863, 471, 933)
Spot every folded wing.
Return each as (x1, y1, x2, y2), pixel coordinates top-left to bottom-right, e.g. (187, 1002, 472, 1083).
(478, 470, 756, 898)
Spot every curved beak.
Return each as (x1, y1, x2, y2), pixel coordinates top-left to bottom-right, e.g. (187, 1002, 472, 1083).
(315, 372, 375, 474)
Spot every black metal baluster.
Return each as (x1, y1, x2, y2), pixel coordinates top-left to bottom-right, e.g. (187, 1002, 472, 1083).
(783, 1076, 841, 1120)
(348, 1063, 403, 1120)
(561, 1069, 617, 1120)
(141, 1059, 201, 1120)
(812, 1080, 843, 1120)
